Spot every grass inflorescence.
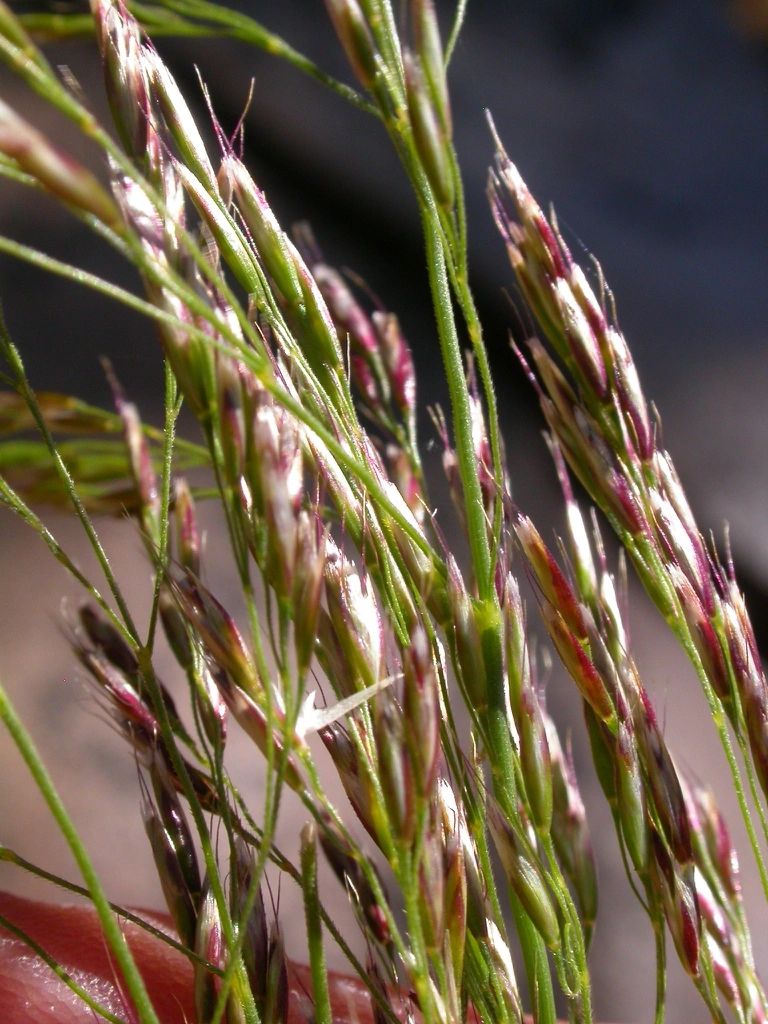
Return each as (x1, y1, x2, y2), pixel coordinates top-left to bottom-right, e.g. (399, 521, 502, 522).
(0, 2, 765, 1023)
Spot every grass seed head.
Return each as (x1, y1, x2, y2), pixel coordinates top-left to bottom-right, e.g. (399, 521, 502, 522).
(547, 723, 597, 941)
(323, 538, 383, 694)
(292, 510, 327, 676)
(194, 884, 226, 1021)
(0, 99, 119, 225)
(649, 835, 701, 977)
(225, 156, 305, 312)
(410, 0, 451, 135)
(489, 807, 561, 951)
(616, 720, 649, 874)
(404, 51, 454, 209)
(91, 0, 149, 161)
(402, 625, 441, 801)
(375, 698, 416, 844)
(542, 603, 615, 725)
(325, 0, 379, 91)
(143, 47, 217, 194)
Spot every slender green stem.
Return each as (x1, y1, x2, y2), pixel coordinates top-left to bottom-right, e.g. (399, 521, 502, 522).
(300, 825, 333, 1024)
(613, 523, 768, 897)
(504, 837, 559, 1021)
(697, 944, 728, 1024)
(136, 646, 260, 1024)
(421, 208, 491, 595)
(445, 0, 469, 66)
(0, 232, 441, 578)
(734, 725, 768, 867)
(511, 893, 557, 1024)
(229, 786, 401, 1024)
(444, 215, 505, 571)
(144, 361, 179, 651)
(400, 850, 437, 1024)
(0, 913, 126, 1024)
(131, 655, 236, 957)
(0, 312, 139, 641)
(18, 2, 375, 115)
(541, 835, 592, 1024)
(475, 603, 559, 1024)
(0, 22, 445, 625)
(652, 915, 666, 1024)
(207, 567, 294, 1024)
(150, 0, 377, 114)
(0, 678, 162, 1024)
(0, 845, 217, 968)
(0, 153, 37, 187)
(299, 752, 408, 964)
(660, 590, 768, 899)
(0, 475, 128, 638)
(363, 19, 573, 1008)
(0, 232, 207, 341)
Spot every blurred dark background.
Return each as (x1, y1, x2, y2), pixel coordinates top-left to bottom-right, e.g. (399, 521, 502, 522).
(1, 2, 767, 1020)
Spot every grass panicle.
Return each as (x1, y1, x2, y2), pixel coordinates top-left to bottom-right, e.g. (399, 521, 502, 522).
(0, 2, 765, 1023)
